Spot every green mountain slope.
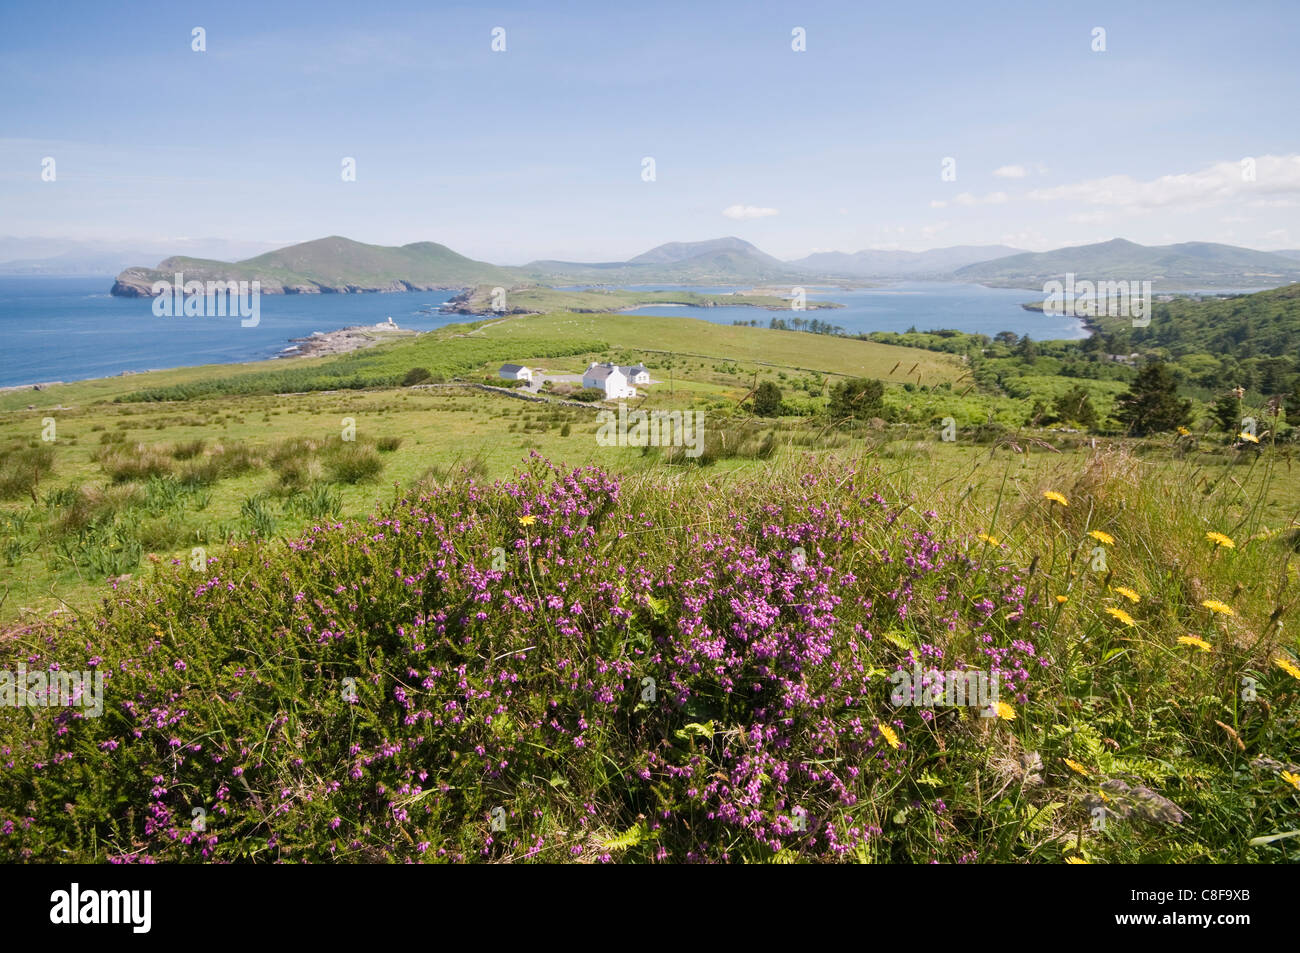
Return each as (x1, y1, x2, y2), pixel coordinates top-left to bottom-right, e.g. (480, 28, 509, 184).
(955, 238, 1300, 290)
(111, 236, 521, 296)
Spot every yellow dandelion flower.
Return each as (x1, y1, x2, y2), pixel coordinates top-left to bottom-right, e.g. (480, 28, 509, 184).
(1088, 530, 1115, 546)
(1274, 656, 1300, 681)
(1177, 635, 1212, 652)
(1065, 856, 1090, 864)
(1063, 758, 1090, 777)
(1043, 491, 1069, 506)
(1113, 586, 1140, 603)
(995, 701, 1016, 721)
(1282, 771, 1300, 791)
(1177, 426, 1190, 436)
(877, 723, 900, 749)
(976, 533, 1000, 546)
(1055, 595, 1069, 604)
(1205, 531, 1235, 549)
(1238, 431, 1259, 443)
(1201, 599, 1234, 616)
(1104, 606, 1136, 626)
(517, 515, 537, 527)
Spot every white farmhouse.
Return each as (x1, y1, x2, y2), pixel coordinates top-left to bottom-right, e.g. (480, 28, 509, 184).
(498, 363, 533, 382)
(583, 362, 636, 399)
(624, 364, 650, 385)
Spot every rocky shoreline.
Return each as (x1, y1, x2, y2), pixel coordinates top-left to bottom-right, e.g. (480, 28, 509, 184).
(276, 321, 416, 359)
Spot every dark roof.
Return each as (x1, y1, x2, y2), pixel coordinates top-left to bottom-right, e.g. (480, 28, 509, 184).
(499, 363, 527, 373)
(584, 365, 617, 381)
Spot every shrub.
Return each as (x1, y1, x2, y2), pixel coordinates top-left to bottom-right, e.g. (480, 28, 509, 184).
(179, 458, 222, 487)
(401, 367, 432, 386)
(0, 445, 55, 501)
(325, 444, 383, 484)
(376, 436, 403, 453)
(171, 439, 207, 460)
(827, 378, 884, 427)
(753, 381, 783, 417)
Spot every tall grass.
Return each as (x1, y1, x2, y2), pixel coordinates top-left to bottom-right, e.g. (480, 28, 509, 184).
(0, 445, 1295, 863)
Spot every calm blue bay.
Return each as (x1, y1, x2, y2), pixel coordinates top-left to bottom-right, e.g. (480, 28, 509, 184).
(615, 282, 1090, 339)
(0, 277, 461, 388)
(0, 277, 1086, 389)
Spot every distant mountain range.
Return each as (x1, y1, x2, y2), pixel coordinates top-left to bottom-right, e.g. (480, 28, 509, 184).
(789, 245, 1025, 278)
(102, 235, 1300, 297)
(520, 236, 800, 285)
(954, 238, 1300, 289)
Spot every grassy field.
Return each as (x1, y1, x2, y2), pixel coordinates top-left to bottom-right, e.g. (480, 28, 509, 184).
(2, 309, 1298, 864)
(0, 313, 960, 618)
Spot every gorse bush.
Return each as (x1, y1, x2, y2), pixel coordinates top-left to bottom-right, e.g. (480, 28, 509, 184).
(2, 451, 1295, 863)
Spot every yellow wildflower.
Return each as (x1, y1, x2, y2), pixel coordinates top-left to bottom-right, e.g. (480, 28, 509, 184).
(1065, 856, 1090, 864)
(1043, 491, 1069, 506)
(1113, 586, 1140, 603)
(1205, 531, 1235, 549)
(995, 701, 1016, 721)
(1055, 595, 1069, 604)
(1282, 771, 1300, 791)
(1275, 656, 1300, 681)
(877, 723, 900, 749)
(1088, 530, 1115, 545)
(977, 533, 1000, 546)
(1201, 599, 1234, 616)
(1177, 426, 1190, 436)
(1063, 758, 1090, 777)
(1104, 606, 1136, 626)
(1177, 635, 1212, 652)
(517, 515, 537, 527)
(1238, 431, 1259, 443)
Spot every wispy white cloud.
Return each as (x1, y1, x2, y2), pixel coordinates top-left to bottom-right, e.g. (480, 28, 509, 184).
(993, 164, 1027, 179)
(722, 204, 779, 220)
(1028, 154, 1300, 210)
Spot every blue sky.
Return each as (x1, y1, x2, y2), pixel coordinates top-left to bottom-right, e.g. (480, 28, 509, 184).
(2, 0, 1298, 262)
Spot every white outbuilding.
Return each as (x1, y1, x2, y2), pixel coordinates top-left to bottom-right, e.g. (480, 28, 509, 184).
(498, 363, 533, 382)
